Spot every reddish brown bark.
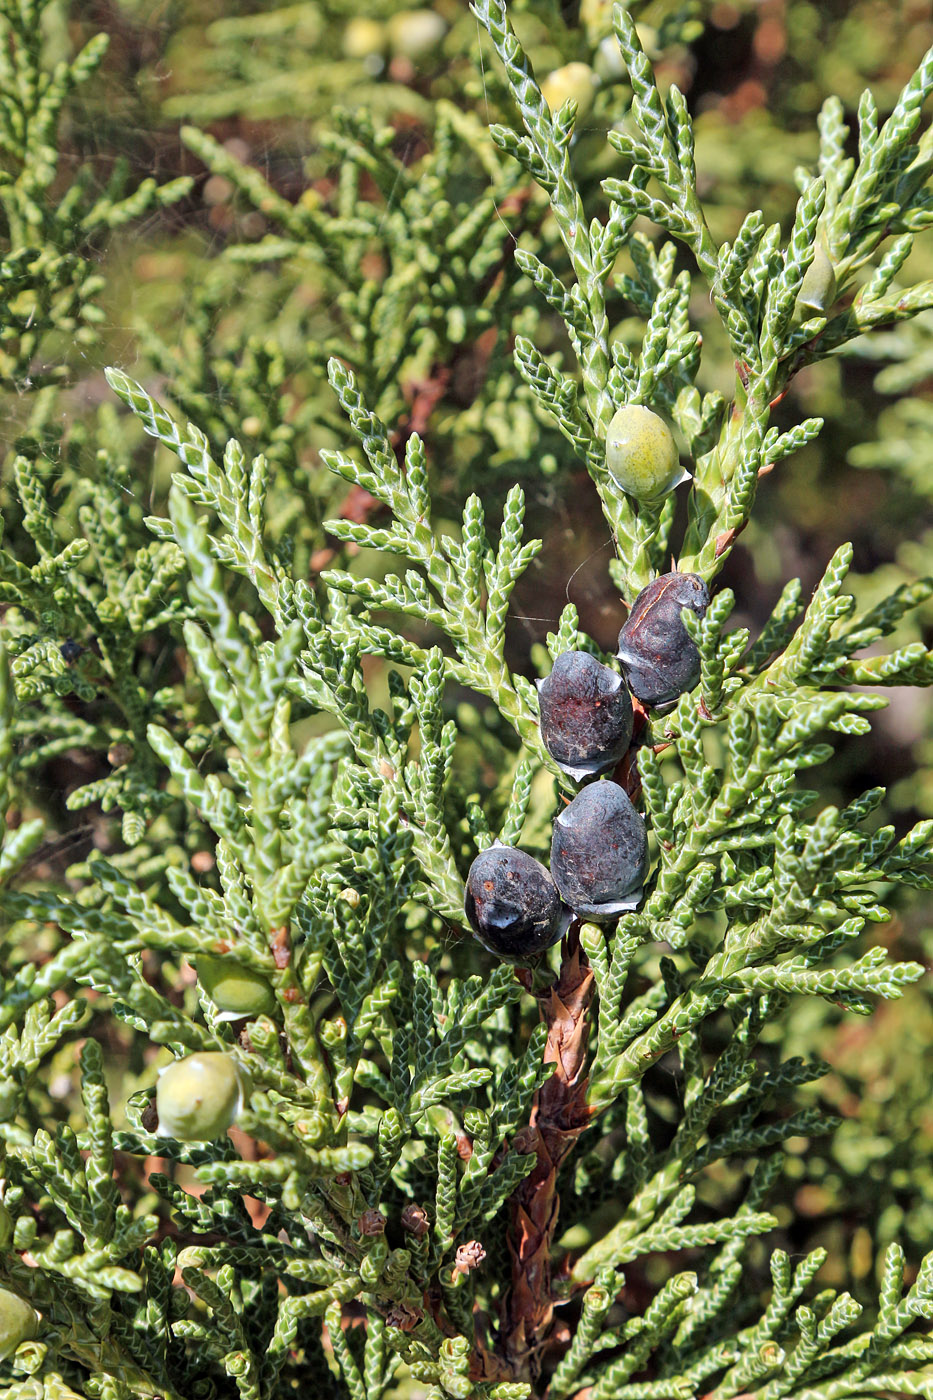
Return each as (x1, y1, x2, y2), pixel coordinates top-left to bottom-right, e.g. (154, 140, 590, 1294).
(612, 701, 650, 804)
(504, 931, 596, 1379)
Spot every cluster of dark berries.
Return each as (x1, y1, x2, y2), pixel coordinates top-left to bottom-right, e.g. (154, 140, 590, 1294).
(464, 572, 709, 959)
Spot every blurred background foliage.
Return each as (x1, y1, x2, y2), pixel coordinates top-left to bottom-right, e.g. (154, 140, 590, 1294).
(1, 0, 932, 1336)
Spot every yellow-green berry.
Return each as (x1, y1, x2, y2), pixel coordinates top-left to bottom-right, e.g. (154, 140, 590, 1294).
(796, 235, 836, 314)
(196, 957, 276, 1020)
(386, 9, 446, 58)
(156, 1052, 246, 1142)
(343, 17, 386, 60)
(540, 62, 598, 122)
(578, 0, 611, 36)
(605, 405, 689, 502)
(0, 1289, 38, 1361)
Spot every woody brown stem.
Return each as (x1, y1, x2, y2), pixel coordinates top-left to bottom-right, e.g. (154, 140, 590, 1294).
(503, 928, 596, 1381)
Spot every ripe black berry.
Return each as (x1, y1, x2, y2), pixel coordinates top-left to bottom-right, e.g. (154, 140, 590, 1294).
(464, 844, 569, 958)
(537, 651, 633, 780)
(550, 781, 647, 920)
(617, 572, 709, 708)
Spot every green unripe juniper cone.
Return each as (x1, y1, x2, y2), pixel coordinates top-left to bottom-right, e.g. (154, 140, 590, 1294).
(0, 1289, 38, 1361)
(342, 16, 386, 60)
(796, 232, 837, 314)
(196, 956, 276, 1020)
(540, 62, 599, 122)
(155, 1052, 246, 1142)
(605, 404, 691, 502)
(386, 8, 446, 58)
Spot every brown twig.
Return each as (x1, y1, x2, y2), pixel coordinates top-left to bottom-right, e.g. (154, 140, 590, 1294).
(612, 699, 650, 804)
(502, 929, 596, 1381)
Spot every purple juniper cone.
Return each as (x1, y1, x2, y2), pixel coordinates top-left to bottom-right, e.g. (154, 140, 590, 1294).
(550, 780, 647, 920)
(617, 572, 710, 707)
(465, 845, 569, 959)
(537, 651, 633, 779)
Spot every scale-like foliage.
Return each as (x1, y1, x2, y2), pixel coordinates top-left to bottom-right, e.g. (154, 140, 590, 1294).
(0, 0, 189, 389)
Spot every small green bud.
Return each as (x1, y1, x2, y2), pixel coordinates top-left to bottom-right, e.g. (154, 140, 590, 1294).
(320, 1016, 348, 1048)
(796, 234, 836, 314)
(605, 405, 690, 502)
(97, 598, 122, 624)
(12, 1217, 35, 1252)
(442, 1335, 472, 1362)
(439, 1374, 474, 1399)
(0, 1289, 38, 1360)
(155, 1052, 246, 1142)
(196, 957, 276, 1020)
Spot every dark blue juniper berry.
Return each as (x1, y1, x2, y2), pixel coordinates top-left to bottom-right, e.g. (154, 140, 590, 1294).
(537, 651, 633, 781)
(550, 780, 647, 921)
(465, 843, 570, 958)
(617, 571, 710, 708)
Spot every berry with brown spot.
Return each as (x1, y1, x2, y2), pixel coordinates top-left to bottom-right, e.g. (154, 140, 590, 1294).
(464, 844, 569, 958)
